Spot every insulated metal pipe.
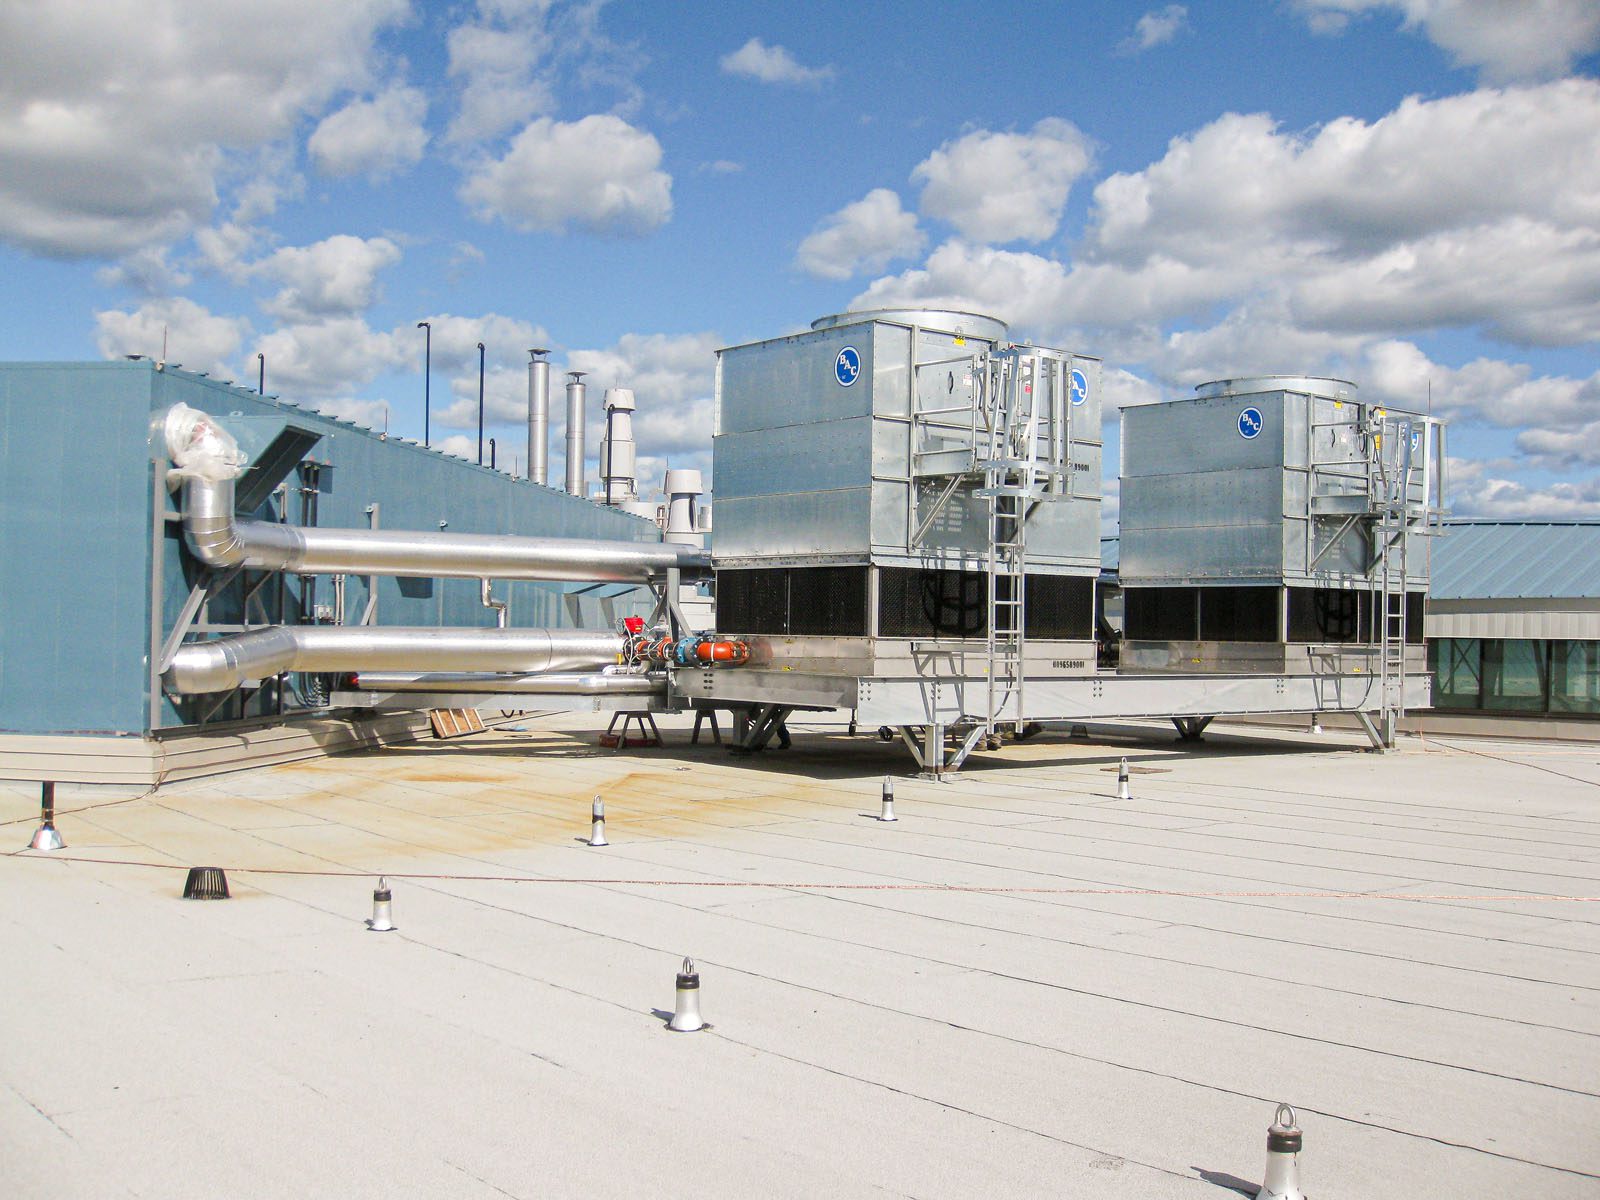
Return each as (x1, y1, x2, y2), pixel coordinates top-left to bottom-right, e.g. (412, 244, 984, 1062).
(528, 348, 550, 485)
(349, 670, 665, 696)
(164, 626, 624, 695)
(181, 477, 710, 581)
(565, 371, 587, 497)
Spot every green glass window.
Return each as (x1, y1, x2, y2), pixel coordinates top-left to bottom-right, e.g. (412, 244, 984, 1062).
(1482, 639, 1549, 713)
(1429, 637, 1482, 709)
(1550, 640, 1600, 716)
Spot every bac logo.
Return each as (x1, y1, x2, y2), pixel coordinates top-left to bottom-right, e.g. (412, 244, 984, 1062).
(835, 346, 861, 387)
(1238, 407, 1263, 439)
(1069, 367, 1089, 406)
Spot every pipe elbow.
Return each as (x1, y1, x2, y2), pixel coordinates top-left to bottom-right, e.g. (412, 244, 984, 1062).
(180, 477, 248, 568)
(164, 627, 298, 694)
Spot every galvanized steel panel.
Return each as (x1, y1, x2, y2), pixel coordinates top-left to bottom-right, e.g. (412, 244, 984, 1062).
(716, 313, 1101, 572)
(716, 328, 874, 434)
(714, 489, 873, 559)
(714, 419, 871, 498)
(1121, 394, 1286, 479)
(872, 323, 912, 418)
(871, 479, 911, 551)
(1122, 385, 1433, 588)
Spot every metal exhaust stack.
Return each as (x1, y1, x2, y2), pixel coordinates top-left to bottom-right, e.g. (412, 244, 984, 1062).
(27, 781, 65, 851)
(599, 387, 638, 506)
(527, 349, 550, 485)
(663, 468, 704, 548)
(565, 371, 587, 497)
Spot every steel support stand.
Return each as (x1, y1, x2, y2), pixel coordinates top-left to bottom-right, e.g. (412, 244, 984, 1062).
(691, 706, 722, 745)
(1353, 709, 1390, 752)
(945, 725, 987, 773)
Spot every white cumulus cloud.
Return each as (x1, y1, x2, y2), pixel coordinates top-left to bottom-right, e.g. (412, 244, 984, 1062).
(1056, 79, 1600, 343)
(1297, 0, 1600, 83)
(1362, 339, 1600, 432)
(795, 189, 925, 280)
(254, 234, 403, 321)
(719, 38, 834, 86)
(95, 297, 252, 379)
(1122, 5, 1190, 52)
(1453, 474, 1600, 518)
(252, 317, 406, 400)
(445, 2, 556, 144)
(308, 87, 429, 180)
(912, 118, 1094, 244)
(0, 0, 407, 257)
(459, 115, 673, 235)
(853, 239, 1073, 333)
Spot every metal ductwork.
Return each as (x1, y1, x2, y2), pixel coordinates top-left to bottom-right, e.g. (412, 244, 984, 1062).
(165, 626, 624, 695)
(181, 476, 710, 581)
(565, 371, 587, 497)
(350, 670, 665, 696)
(527, 348, 550, 486)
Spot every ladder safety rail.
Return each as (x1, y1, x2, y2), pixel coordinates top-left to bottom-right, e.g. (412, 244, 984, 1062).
(902, 342, 1088, 733)
(1303, 401, 1448, 746)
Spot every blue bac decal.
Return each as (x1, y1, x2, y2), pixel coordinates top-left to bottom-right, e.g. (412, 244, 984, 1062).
(1069, 367, 1089, 406)
(1238, 407, 1263, 439)
(834, 345, 861, 387)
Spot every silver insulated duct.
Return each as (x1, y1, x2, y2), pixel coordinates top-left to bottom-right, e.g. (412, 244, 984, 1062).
(181, 476, 710, 581)
(565, 370, 587, 497)
(527, 348, 550, 485)
(165, 626, 623, 694)
(349, 670, 665, 696)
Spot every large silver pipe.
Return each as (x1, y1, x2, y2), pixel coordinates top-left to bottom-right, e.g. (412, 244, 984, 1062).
(165, 626, 624, 695)
(350, 670, 665, 696)
(527, 348, 550, 485)
(182, 476, 710, 581)
(565, 370, 587, 497)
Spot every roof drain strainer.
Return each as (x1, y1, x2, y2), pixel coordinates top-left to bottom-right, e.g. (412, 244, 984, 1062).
(181, 867, 230, 900)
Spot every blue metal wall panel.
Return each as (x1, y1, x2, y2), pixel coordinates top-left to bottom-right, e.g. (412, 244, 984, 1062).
(1, 362, 660, 735)
(0, 364, 155, 734)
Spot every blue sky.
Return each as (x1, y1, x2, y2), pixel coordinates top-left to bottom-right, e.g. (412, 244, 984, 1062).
(2, 1, 1598, 521)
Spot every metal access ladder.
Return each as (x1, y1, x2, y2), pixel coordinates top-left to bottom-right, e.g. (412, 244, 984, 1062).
(1371, 412, 1418, 745)
(976, 350, 1071, 735)
(1305, 401, 1446, 746)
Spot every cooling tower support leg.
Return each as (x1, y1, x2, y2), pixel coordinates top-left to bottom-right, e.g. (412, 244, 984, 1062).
(1172, 716, 1213, 742)
(896, 723, 985, 780)
(731, 704, 794, 753)
(1354, 709, 1393, 752)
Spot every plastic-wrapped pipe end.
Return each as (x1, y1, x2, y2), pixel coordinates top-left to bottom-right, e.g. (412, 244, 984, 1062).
(163, 404, 246, 482)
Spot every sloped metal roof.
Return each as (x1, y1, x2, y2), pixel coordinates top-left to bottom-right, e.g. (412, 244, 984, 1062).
(1430, 521, 1600, 600)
